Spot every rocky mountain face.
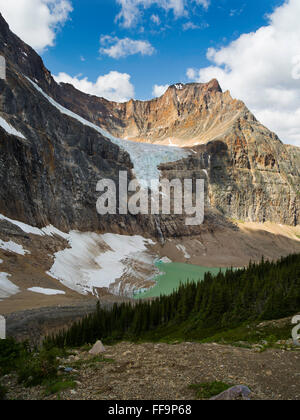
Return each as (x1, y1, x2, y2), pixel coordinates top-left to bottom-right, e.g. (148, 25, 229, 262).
(0, 13, 140, 235)
(79, 77, 300, 227)
(59, 81, 300, 226)
(102, 80, 300, 226)
(0, 12, 299, 237)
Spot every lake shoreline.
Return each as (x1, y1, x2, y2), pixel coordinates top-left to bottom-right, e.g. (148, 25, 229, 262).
(134, 262, 229, 300)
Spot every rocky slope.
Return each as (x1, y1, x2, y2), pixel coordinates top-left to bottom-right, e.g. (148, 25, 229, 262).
(2, 338, 300, 400)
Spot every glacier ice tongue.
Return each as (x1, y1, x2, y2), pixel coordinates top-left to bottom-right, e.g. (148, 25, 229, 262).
(25, 77, 190, 189)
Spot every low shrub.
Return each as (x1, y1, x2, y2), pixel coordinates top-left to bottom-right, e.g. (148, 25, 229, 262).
(17, 347, 60, 387)
(189, 381, 231, 399)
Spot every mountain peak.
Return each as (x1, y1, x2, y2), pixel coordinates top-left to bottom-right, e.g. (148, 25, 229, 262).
(207, 78, 222, 92)
(168, 79, 222, 95)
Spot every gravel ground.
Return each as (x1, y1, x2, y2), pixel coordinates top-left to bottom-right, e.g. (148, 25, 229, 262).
(2, 342, 300, 400)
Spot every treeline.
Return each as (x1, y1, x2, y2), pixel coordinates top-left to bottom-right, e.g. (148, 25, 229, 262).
(45, 254, 300, 348)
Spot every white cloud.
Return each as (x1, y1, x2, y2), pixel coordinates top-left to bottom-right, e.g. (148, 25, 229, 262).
(54, 71, 135, 102)
(182, 21, 199, 30)
(100, 35, 155, 59)
(0, 0, 73, 52)
(115, 0, 210, 28)
(151, 14, 161, 25)
(186, 0, 300, 147)
(195, 0, 210, 10)
(152, 84, 169, 97)
(186, 68, 197, 80)
(182, 21, 209, 31)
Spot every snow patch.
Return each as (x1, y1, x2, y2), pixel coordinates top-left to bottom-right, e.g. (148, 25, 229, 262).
(0, 259, 3, 264)
(159, 257, 172, 264)
(176, 244, 191, 259)
(0, 214, 69, 239)
(0, 214, 44, 236)
(28, 287, 66, 296)
(0, 239, 30, 256)
(41, 225, 69, 240)
(47, 231, 155, 295)
(0, 273, 20, 301)
(26, 77, 189, 189)
(0, 116, 26, 139)
(0, 214, 157, 297)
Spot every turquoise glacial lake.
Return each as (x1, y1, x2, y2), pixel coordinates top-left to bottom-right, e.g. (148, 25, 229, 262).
(134, 261, 228, 299)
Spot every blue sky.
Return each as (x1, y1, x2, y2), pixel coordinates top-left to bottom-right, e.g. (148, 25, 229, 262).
(1, 0, 300, 146)
(41, 0, 282, 100)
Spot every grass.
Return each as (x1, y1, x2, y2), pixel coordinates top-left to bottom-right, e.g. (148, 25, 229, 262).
(79, 344, 93, 352)
(69, 355, 115, 370)
(189, 382, 231, 399)
(44, 380, 77, 397)
(44, 355, 114, 396)
(200, 322, 293, 349)
(121, 315, 294, 351)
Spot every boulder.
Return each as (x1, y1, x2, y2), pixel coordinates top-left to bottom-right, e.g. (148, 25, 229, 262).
(89, 340, 106, 355)
(210, 385, 251, 401)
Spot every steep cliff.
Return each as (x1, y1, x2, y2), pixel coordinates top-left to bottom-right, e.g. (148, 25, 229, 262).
(0, 11, 299, 235)
(0, 13, 137, 234)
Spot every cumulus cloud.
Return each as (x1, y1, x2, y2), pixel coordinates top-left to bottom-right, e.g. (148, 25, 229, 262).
(54, 71, 135, 102)
(0, 0, 73, 52)
(152, 84, 169, 97)
(115, 0, 210, 28)
(100, 35, 155, 59)
(186, 0, 300, 147)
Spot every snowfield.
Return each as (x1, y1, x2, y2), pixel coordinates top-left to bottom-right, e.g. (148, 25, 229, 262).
(0, 115, 26, 139)
(27, 287, 66, 296)
(47, 231, 156, 296)
(0, 214, 157, 297)
(0, 273, 20, 301)
(26, 77, 190, 189)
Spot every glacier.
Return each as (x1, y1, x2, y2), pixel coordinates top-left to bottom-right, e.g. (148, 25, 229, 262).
(25, 77, 190, 189)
